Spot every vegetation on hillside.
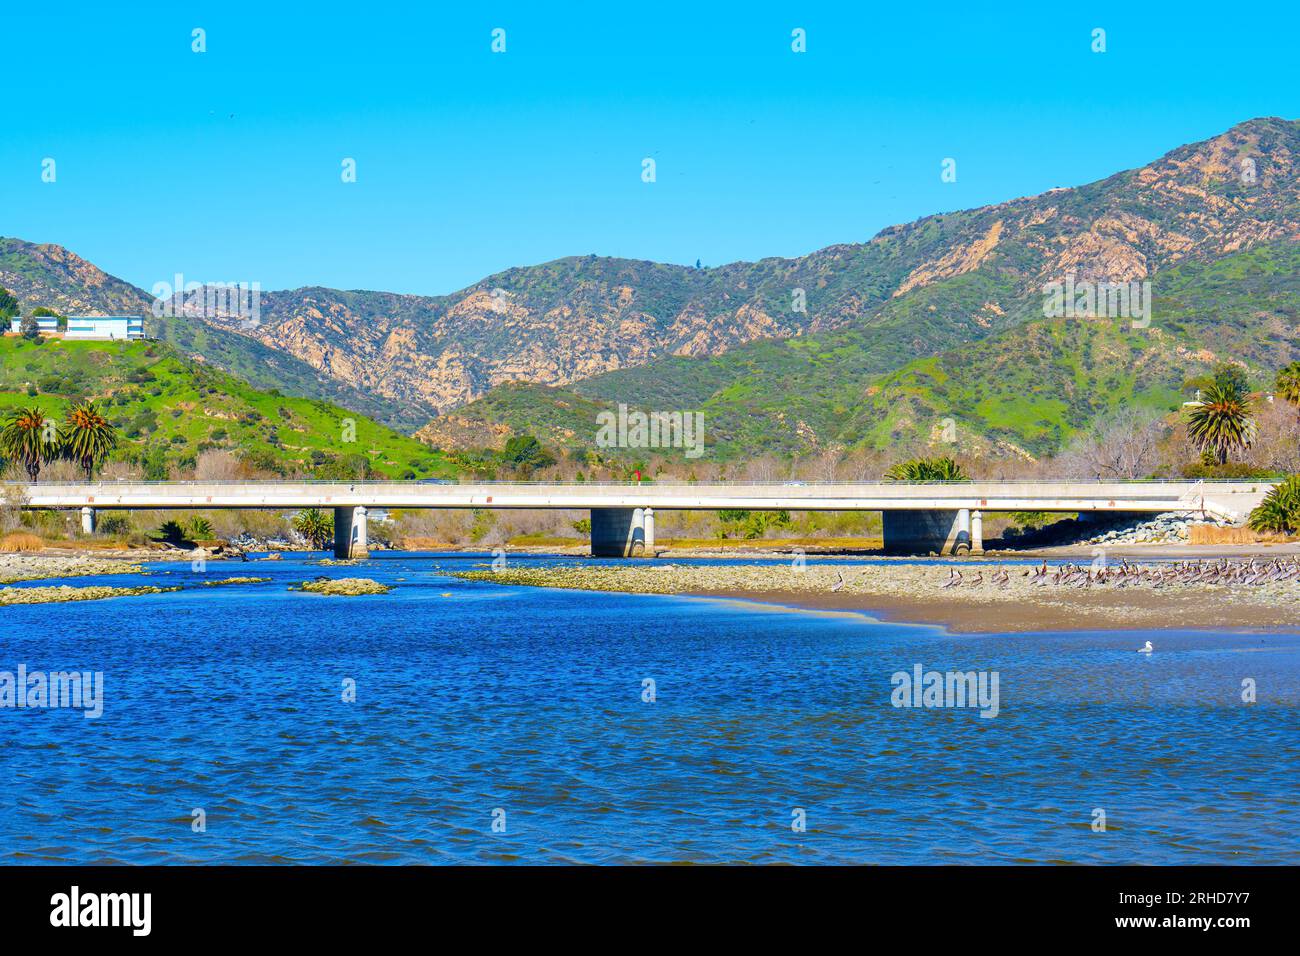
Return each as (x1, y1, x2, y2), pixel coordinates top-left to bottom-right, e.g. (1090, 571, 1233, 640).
(443, 240, 1300, 465)
(885, 457, 969, 481)
(0, 337, 455, 481)
(1248, 476, 1300, 534)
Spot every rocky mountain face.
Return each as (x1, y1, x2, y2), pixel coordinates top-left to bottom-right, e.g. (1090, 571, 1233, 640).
(3, 117, 1296, 457)
(438, 118, 1300, 458)
(213, 116, 1300, 427)
(0, 240, 153, 315)
(0, 239, 423, 427)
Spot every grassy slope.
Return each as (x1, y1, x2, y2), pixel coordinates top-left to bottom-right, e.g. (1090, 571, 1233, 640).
(438, 239, 1300, 459)
(0, 237, 425, 429)
(848, 240, 1300, 456)
(0, 337, 456, 479)
(144, 312, 433, 429)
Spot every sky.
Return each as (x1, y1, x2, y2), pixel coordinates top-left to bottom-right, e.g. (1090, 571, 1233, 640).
(2, 1, 1297, 297)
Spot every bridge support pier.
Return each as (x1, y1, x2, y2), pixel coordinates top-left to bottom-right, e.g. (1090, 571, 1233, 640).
(591, 507, 649, 557)
(970, 510, 984, 555)
(882, 509, 972, 556)
(80, 506, 96, 535)
(333, 505, 370, 559)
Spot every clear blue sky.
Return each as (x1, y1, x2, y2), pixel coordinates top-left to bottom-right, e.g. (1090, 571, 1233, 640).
(3, 1, 1296, 296)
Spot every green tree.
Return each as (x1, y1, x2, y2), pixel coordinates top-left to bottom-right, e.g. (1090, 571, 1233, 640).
(155, 519, 188, 544)
(885, 456, 969, 481)
(1248, 475, 1300, 534)
(187, 516, 214, 540)
(0, 406, 58, 481)
(1187, 382, 1255, 465)
(293, 508, 334, 549)
(500, 434, 555, 470)
(1212, 361, 1249, 398)
(19, 315, 41, 341)
(0, 287, 18, 319)
(1275, 362, 1300, 408)
(60, 401, 118, 480)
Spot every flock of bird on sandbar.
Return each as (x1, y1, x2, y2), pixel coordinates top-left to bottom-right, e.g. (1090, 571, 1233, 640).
(937, 558, 1300, 590)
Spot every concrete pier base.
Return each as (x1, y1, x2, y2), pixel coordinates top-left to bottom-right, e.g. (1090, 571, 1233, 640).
(591, 507, 648, 557)
(971, 509, 984, 555)
(80, 506, 96, 535)
(882, 509, 972, 556)
(333, 505, 370, 559)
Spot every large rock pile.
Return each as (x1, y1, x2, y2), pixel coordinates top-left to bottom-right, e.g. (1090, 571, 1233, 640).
(1083, 512, 1235, 546)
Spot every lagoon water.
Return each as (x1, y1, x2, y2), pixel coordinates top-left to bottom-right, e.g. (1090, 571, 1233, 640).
(2, 552, 1298, 864)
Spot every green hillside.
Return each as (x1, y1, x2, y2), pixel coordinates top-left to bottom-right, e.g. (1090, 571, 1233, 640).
(849, 240, 1300, 456)
(0, 337, 455, 480)
(440, 239, 1300, 460)
(0, 236, 428, 428)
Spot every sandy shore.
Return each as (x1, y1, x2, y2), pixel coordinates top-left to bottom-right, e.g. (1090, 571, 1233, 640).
(455, 562, 1300, 633)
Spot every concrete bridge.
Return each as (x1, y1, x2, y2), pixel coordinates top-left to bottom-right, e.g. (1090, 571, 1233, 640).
(6, 479, 1271, 558)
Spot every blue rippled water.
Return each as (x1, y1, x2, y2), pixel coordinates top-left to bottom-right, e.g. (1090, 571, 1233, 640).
(2, 552, 1298, 864)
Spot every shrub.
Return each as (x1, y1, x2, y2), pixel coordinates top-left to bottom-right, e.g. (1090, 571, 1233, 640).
(1248, 476, 1300, 535)
(885, 456, 969, 481)
(154, 520, 188, 544)
(96, 513, 132, 536)
(0, 532, 44, 553)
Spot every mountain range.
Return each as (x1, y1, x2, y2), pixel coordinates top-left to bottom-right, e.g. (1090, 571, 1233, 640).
(3, 116, 1297, 461)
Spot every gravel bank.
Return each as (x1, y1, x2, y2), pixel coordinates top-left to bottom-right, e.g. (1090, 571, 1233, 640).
(455, 563, 1300, 633)
(0, 584, 180, 606)
(0, 554, 144, 585)
(296, 577, 392, 596)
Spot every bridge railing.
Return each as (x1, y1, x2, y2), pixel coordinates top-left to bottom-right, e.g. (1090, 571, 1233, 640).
(0, 478, 1271, 488)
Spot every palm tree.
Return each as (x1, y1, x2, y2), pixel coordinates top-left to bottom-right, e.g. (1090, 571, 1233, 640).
(293, 508, 334, 550)
(60, 401, 118, 480)
(1248, 475, 1300, 535)
(0, 406, 58, 481)
(1275, 362, 1300, 408)
(1186, 382, 1255, 465)
(885, 456, 969, 481)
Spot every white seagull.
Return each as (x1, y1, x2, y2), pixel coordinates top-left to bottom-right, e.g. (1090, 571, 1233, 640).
(1138, 640, 1154, 654)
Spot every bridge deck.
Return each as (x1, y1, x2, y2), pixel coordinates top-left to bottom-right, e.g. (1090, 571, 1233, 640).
(6, 480, 1271, 519)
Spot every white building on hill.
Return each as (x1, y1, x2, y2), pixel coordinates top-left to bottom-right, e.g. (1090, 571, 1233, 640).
(65, 315, 145, 340)
(7, 315, 144, 340)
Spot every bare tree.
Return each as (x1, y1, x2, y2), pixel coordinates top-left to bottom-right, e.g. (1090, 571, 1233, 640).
(1244, 399, 1300, 475)
(1059, 408, 1170, 479)
(194, 449, 243, 480)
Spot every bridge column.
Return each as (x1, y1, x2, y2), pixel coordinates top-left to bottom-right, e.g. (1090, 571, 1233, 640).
(970, 510, 984, 555)
(333, 506, 370, 559)
(80, 506, 96, 535)
(955, 509, 971, 554)
(590, 507, 646, 557)
(883, 510, 969, 556)
(642, 507, 655, 555)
